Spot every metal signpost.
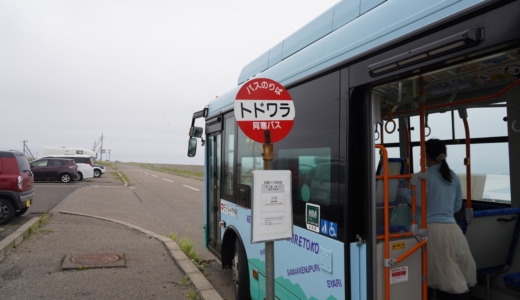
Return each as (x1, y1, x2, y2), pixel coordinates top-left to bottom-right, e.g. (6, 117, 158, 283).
(235, 78, 295, 300)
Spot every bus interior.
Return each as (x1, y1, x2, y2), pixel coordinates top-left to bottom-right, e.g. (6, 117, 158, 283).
(373, 47, 520, 300)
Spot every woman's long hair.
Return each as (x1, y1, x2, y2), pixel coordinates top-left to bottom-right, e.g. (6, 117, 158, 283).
(426, 139, 452, 182)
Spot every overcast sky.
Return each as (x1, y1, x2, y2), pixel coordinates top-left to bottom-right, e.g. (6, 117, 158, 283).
(0, 0, 338, 165)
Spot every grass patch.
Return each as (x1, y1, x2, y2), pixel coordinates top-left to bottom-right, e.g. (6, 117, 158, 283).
(185, 289, 201, 300)
(179, 275, 191, 286)
(95, 161, 114, 167)
(111, 171, 131, 186)
(128, 163, 203, 180)
(166, 233, 209, 276)
(23, 212, 51, 239)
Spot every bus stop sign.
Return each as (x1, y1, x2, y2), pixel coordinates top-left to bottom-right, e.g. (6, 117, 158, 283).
(235, 78, 295, 143)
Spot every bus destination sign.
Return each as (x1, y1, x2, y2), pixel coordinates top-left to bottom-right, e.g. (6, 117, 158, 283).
(235, 78, 295, 143)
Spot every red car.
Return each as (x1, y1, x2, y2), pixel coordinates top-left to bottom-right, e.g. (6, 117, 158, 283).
(0, 151, 34, 225)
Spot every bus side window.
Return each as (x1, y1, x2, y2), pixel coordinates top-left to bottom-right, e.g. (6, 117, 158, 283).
(305, 161, 331, 207)
(222, 116, 235, 198)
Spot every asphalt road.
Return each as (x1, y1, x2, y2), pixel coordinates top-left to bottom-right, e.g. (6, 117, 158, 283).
(115, 164, 210, 260)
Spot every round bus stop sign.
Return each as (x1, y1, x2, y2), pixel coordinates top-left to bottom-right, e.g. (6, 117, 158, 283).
(234, 78, 295, 143)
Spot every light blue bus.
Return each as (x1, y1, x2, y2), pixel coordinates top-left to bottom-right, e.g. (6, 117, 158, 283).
(188, 0, 520, 299)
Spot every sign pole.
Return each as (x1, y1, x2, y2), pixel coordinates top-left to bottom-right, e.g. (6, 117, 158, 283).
(262, 130, 275, 300)
(235, 78, 295, 300)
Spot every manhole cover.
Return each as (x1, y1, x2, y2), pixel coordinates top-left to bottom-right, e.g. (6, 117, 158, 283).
(71, 253, 121, 265)
(62, 253, 126, 270)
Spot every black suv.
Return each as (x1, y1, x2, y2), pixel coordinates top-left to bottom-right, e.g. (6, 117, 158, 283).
(0, 151, 34, 225)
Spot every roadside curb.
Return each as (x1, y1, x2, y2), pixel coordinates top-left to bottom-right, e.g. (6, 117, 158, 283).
(0, 217, 41, 263)
(115, 171, 129, 186)
(58, 211, 223, 300)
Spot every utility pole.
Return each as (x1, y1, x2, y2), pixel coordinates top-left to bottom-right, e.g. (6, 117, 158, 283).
(22, 140, 36, 161)
(100, 133, 104, 162)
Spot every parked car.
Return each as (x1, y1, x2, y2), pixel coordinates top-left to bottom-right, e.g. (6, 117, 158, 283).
(93, 164, 105, 178)
(0, 151, 34, 225)
(30, 158, 78, 183)
(42, 155, 94, 181)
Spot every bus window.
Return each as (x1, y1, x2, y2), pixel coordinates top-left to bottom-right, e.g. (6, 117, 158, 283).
(411, 142, 511, 203)
(408, 106, 509, 141)
(222, 116, 235, 198)
(278, 148, 332, 205)
(237, 129, 263, 186)
(277, 147, 342, 238)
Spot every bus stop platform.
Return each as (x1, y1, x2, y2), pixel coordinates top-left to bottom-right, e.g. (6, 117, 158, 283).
(0, 211, 223, 300)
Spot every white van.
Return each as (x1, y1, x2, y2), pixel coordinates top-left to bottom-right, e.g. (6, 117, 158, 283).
(42, 155, 95, 181)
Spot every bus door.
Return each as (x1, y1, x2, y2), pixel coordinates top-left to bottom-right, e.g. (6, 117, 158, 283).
(207, 133, 222, 253)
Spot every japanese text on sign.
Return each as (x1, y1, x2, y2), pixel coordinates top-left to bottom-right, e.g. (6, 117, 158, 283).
(235, 100, 295, 121)
(235, 78, 294, 144)
(244, 80, 284, 95)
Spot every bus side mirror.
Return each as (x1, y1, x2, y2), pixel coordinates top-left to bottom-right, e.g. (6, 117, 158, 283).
(188, 138, 198, 157)
(189, 126, 204, 138)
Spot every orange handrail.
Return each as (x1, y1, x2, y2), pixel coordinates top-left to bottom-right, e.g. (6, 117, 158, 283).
(375, 144, 391, 300)
(382, 80, 520, 118)
(426, 79, 520, 111)
(396, 240, 428, 263)
(376, 174, 412, 180)
(418, 77, 428, 300)
(376, 144, 428, 300)
(377, 232, 414, 240)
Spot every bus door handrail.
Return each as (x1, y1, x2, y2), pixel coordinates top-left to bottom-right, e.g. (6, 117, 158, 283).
(376, 147, 428, 298)
(376, 145, 428, 300)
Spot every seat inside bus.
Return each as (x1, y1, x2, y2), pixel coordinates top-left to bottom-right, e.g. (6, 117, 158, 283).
(375, 158, 409, 234)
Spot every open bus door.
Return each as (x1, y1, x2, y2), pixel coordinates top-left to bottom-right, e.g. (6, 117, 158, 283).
(371, 46, 520, 298)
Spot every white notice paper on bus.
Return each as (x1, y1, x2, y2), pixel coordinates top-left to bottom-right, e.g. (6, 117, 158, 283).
(251, 170, 293, 243)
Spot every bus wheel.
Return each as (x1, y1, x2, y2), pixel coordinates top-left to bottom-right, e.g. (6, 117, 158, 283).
(233, 238, 251, 300)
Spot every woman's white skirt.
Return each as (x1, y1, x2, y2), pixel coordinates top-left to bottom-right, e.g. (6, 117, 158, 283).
(427, 223, 477, 294)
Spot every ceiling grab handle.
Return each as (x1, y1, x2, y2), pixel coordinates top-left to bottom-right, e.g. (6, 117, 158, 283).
(424, 114, 431, 137)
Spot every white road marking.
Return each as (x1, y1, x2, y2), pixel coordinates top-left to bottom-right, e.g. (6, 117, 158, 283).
(152, 174, 158, 178)
(183, 185, 200, 191)
(163, 178, 174, 183)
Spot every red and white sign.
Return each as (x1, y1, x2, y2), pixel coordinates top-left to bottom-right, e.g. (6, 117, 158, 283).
(390, 266, 409, 284)
(235, 78, 295, 143)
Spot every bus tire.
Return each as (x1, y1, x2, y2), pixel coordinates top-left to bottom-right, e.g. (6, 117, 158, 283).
(233, 238, 251, 300)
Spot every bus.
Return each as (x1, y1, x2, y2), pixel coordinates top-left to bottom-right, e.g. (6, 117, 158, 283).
(187, 0, 520, 299)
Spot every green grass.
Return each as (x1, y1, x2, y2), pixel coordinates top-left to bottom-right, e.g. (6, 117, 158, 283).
(166, 233, 209, 276)
(23, 212, 51, 239)
(111, 171, 131, 186)
(128, 163, 203, 179)
(185, 289, 200, 300)
(179, 275, 191, 286)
